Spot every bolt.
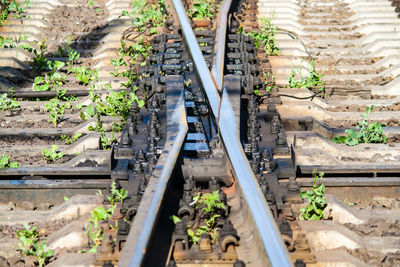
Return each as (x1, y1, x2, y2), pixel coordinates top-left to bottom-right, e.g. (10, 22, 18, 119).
(136, 150, 145, 161)
(182, 190, 193, 204)
(199, 233, 212, 252)
(294, 259, 306, 267)
(183, 175, 195, 191)
(234, 260, 246, 267)
(209, 177, 219, 192)
(279, 220, 292, 237)
(120, 131, 130, 148)
(219, 190, 227, 204)
(175, 221, 187, 235)
(251, 157, 260, 174)
(276, 131, 286, 145)
(118, 220, 130, 236)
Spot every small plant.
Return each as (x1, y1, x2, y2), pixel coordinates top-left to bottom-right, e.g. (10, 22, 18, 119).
(0, 153, 19, 168)
(33, 60, 66, 92)
(299, 170, 327, 220)
(100, 131, 116, 150)
(67, 46, 80, 66)
(288, 60, 325, 93)
(87, 0, 97, 8)
(69, 66, 96, 85)
(248, 16, 279, 56)
(45, 98, 71, 126)
(170, 190, 225, 244)
(42, 145, 63, 162)
(0, 0, 29, 26)
(255, 71, 274, 96)
(120, 0, 166, 32)
(188, 0, 216, 20)
(107, 181, 128, 207)
(16, 224, 53, 267)
(332, 105, 387, 146)
(60, 133, 82, 145)
(85, 206, 112, 253)
(0, 93, 19, 110)
(32, 39, 48, 71)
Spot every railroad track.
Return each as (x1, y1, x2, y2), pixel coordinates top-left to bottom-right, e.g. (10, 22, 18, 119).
(0, 0, 400, 266)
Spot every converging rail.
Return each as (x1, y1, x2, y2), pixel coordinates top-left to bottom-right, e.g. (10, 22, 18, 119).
(118, 0, 292, 265)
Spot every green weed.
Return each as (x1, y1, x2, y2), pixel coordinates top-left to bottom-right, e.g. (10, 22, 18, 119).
(60, 133, 82, 145)
(288, 60, 325, 93)
(248, 16, 279, 56)
(16, 224, 53, 267)
(188, 0, 216, 20)
(332, 105, 387, 146)
(0, 93, 19, 110)
(171, 190, 225, 244)
(45, 98, 71, 126)
(299, 170, 327, 221)
(0, 153, 19, 168)
(42, 145, 63, 162)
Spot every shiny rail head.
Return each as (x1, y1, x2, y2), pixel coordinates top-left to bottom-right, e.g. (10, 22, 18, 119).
(219, 88, 293, 267)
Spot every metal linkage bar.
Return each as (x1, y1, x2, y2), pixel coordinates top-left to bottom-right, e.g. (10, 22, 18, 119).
(171, 0, 292, 265)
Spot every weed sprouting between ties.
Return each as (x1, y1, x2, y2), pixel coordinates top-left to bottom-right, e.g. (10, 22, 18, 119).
(299, 169, 327, 221)
(332, 105, 387, 146)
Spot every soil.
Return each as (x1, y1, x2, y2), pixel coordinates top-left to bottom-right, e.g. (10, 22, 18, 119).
(328, 103, 400, 112)
(316, 57, 383, 66)
(40, 0, 108, 53)
(344, 220, 400, 237)
(345, 247, 400, 266)
(0, 119, 82, 128)
(324, 118, 400, 128)
(0, 218, 74, 239)
(11, 153, 76, 166)
(0, 135, 85, 146)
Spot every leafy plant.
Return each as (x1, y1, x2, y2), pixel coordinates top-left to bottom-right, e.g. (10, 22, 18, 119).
(0, 93, 19, 110)
(85, 206, 112, 253)
(288, 60, 325, 93)
(107, 181, 128, 207)
(332, 106, 387, 146)
(110, 38, 152, 88)
(60, 133, 82, 145)
(67, 46, 80, 66)
(42, 145, 64, 162)
(299, 170, 327, 221)
(248, 16, 279, 56)
(120, 0, 166, 32)
(45, 98, 71, 126)
(16, 224, 53, 267)
(0, 0, 29, 26)
(0, 153, 19, 168)
(69, 66, 96, 85)
(100, 131, 116, 150)
(188, 0, 216, 20)
(171, 190, 225, 244)
(33, 60, 66, 92)
(87, 0, 97, 8)
(32, 39, 48, 71)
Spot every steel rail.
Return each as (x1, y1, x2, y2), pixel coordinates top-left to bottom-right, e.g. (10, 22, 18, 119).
(171, 0, 292, 266)
(119, 76, 188, 267)
(211, 0, 232, 91)
(171, 0, 221, 118)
